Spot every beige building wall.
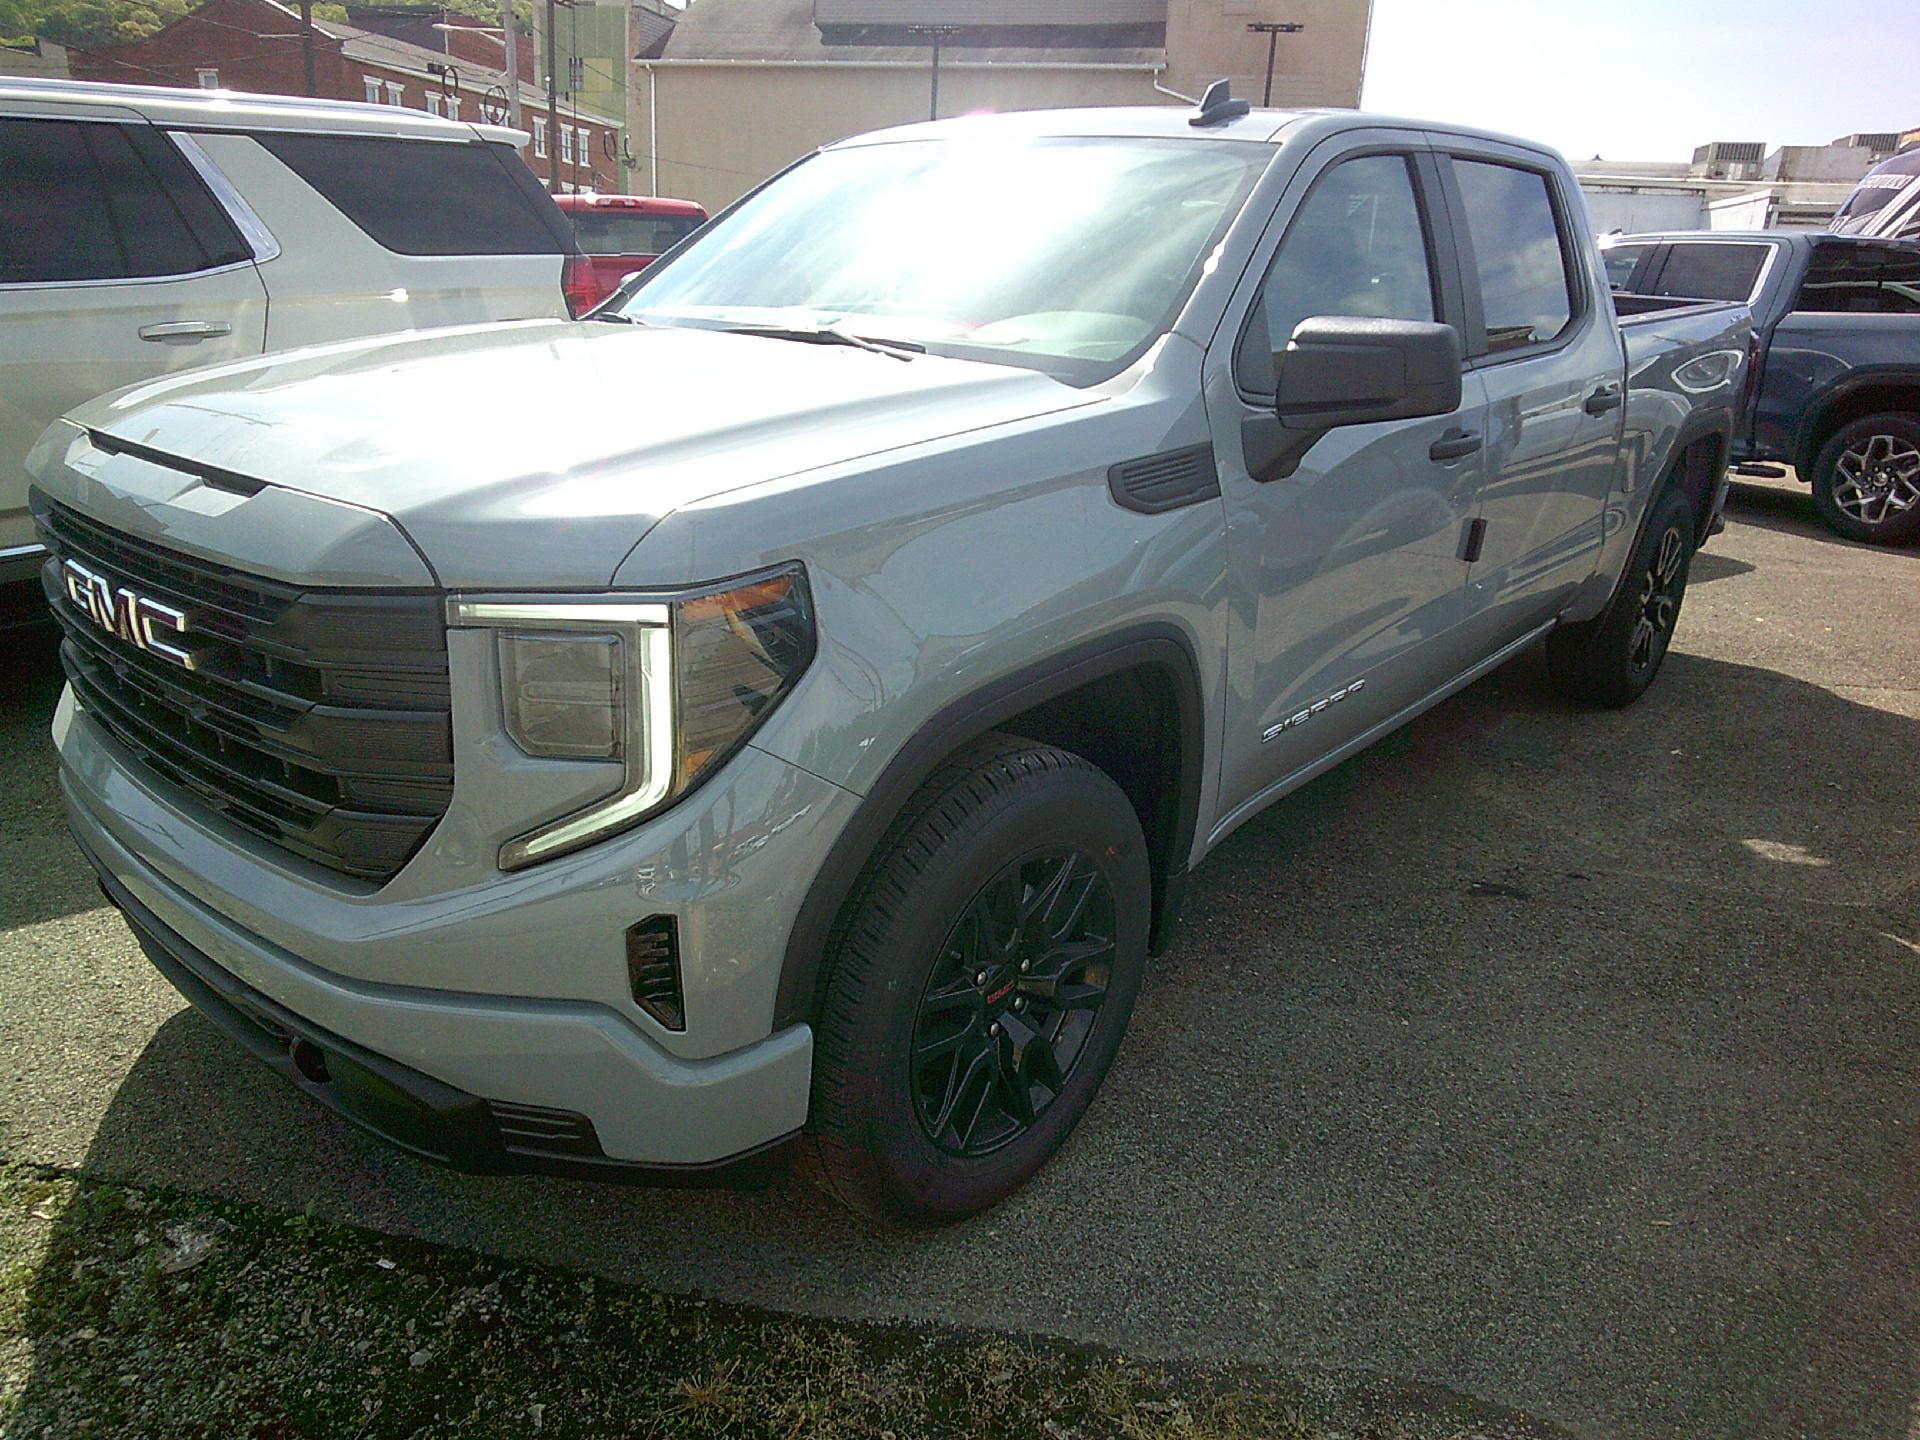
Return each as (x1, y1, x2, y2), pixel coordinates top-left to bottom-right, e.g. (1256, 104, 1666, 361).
(1163, 0, 1372, 108)
(635, 62, 1166, 212)
(630, 1, 1374, 212)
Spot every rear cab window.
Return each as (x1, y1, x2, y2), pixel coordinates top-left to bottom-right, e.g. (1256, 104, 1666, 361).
(0, 116, 249, 284)
(569, 210, 704, 257)
(1447, 157, 1580, 356)
(257, 134, 572, 257)
(1601, 241, 1654, 292)
(1793, 241, 1920, 314)
(1647, 242, 1772, 303)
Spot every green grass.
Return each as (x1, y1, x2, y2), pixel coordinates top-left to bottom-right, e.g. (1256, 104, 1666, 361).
(0, 1165, 1561, 1439)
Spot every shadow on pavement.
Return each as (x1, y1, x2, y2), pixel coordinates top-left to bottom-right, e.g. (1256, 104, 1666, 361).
(1725, 479, 1920, 558)
(1688, 548, 1756, 585)
(16, 643, 1920, 1440)
(0, 622, 98, 932)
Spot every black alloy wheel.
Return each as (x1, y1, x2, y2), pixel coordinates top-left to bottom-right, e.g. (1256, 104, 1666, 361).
(1627, 520, 1687, 683)
(1546, 483, 1696, 707)
(806, 735, 1150, 1225)
(910, 849, 1116, 1157)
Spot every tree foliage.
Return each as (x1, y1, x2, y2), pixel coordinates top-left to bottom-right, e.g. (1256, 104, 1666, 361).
(1, 0, 193, 49)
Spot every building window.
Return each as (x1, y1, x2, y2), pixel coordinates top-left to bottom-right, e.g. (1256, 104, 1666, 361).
(385, 81, 405, 106)
(447, 97, 460, 120)
(196, 68, 219, 89)
(425, 91, 442, 117)
(560, 124, 573, 165)
(364, 77, 381, 105)
(533, 116, 547, 159)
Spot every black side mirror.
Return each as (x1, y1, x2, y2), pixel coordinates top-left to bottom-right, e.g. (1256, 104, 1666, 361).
(1274, 317, 1463, 430)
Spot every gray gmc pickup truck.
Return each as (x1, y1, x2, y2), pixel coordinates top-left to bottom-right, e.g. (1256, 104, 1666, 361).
(31, 96, 1750, 1223)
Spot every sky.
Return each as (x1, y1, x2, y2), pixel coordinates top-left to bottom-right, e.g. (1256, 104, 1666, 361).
(1360, 0, 1920, 162)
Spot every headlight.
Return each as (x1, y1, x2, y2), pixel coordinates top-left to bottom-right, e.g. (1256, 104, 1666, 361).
(449, 564, 814, 870)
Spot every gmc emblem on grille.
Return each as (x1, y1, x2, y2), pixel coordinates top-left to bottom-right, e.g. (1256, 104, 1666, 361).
(61, 558, 200, 671)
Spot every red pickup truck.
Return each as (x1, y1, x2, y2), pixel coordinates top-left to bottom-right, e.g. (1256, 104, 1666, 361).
(555, 193, 707, 311)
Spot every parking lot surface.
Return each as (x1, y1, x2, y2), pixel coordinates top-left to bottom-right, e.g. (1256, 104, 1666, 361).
(3, 476, 1916, 1439)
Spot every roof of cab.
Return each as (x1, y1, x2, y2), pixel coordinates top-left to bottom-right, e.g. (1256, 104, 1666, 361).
(1609, 229, 1919, 251)
(826, 104, 1573, 162)
(0, 75, 525, 147)
(829, 104, 1307, 148)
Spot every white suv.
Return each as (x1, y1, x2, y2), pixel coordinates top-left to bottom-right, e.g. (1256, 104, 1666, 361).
(0, 78, 581, 588)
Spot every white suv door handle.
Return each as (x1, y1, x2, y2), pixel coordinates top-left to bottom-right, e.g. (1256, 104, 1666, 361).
(139, 321, 232, 342)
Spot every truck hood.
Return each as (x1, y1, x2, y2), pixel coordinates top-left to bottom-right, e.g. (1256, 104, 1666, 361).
(73, 319, 1100, 588)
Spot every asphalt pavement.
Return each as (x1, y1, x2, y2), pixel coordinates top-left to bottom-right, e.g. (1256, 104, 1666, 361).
(2, 474, 1916, 1439)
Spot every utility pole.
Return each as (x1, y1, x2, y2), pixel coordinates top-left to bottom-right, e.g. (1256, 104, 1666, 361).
(298, 0, 315, 96)
(544, 0, 560, 192)
(905, 23, 957, 121)
(501, 0, 521, 128)
(1246, 21, 1303, 108)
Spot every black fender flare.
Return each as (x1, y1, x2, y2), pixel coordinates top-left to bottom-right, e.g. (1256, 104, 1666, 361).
(1647, 404, 1732, 549)
(1791, 369, 1920, 475)
(772, 622, 1207, 1031)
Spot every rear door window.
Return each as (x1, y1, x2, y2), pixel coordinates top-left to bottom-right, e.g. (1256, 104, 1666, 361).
(1449, 158, 1578, 355)
(259, 135, 571, 256)
(1648, 242, 1771, 302)
(1793, 242, 1920, 314)
(0, 118, 246, 284)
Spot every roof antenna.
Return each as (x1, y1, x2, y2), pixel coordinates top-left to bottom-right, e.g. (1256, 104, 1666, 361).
(1190, 78, 1251, 127)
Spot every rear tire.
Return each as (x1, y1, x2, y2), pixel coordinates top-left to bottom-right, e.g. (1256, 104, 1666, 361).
(1547, 484, 1695, 708)
(806, 735, 1150, 1225)
(1810, 413, 1920, 545)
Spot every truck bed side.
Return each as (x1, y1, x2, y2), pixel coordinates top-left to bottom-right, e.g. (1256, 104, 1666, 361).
(1586, 298, 1752, 595)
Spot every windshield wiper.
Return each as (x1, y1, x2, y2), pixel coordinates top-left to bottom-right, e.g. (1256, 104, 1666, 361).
(713, 323, 924, 360)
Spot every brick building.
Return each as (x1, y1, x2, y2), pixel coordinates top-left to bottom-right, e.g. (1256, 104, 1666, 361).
(71, 0, 620, 191)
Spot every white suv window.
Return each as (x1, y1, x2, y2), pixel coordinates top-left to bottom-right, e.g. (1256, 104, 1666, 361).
(257, 133, 569, 258)
(0, 118, 249, 284)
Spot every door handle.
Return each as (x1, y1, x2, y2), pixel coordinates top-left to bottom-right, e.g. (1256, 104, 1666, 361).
(138, 320, 232, 342)
(1428, 428, 1483, 462)
(1584, 383, 1624, 415)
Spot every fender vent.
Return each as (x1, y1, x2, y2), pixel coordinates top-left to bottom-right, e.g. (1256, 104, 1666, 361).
(626, 915, 685, 1031)
(1107, 445, 1220, 514)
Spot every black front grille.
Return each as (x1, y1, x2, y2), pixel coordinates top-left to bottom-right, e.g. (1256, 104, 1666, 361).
(35, 494, 453, 883)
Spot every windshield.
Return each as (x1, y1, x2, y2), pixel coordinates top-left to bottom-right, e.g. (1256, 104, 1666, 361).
(613, 136, 1271, 384)
(569, 210, 704, 257)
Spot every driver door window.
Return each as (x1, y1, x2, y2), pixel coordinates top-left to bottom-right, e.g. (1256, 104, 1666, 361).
(1235, 153, 1438, 393)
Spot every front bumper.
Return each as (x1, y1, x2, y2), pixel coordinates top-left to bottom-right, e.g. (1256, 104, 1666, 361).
(57, 685, 851, 1171)
(79, 830, 797, 1185)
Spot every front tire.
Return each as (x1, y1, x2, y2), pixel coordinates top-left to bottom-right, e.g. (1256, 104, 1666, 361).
(1547, 484, 1695, 707)
(807, 735, 1150, 1225)
(1810, 413, 1920, 545)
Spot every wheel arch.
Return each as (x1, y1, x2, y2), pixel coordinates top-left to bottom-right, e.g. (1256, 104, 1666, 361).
(1670, 418, 1729, 545)
(772, 623, 1206, 1031)
(1794, 375, 1920, 477)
